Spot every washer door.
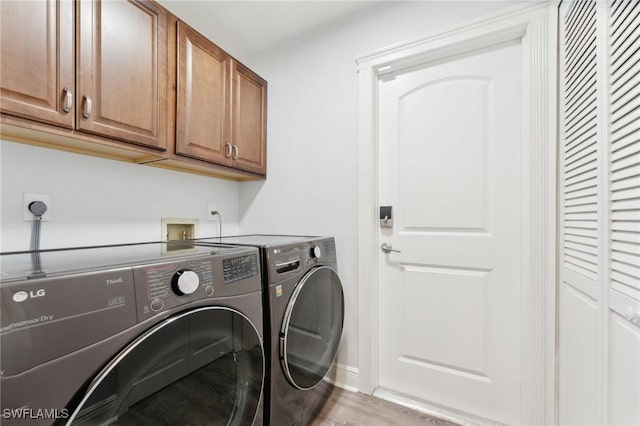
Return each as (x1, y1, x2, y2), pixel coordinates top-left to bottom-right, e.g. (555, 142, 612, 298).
(281, 266, 345, 390)
(67, 307, 264, 425)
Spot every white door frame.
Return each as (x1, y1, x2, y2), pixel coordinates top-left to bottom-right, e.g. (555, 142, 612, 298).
(356, 3, 558, 425)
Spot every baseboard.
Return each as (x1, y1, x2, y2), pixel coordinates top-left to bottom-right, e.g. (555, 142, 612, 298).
(328, 363, 359, 392)
(373, 388, 505, 426)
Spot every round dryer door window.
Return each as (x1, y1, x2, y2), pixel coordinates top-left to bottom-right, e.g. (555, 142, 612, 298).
(67, 307, 264, 426)
(281, 266, 345, 390)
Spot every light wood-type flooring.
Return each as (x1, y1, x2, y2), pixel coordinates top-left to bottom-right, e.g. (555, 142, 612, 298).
(311, 387, 460, 426)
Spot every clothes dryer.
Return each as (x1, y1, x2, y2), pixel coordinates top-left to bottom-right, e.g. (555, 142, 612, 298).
(191, 235, 345, 425)
(1, 242, 264, 426)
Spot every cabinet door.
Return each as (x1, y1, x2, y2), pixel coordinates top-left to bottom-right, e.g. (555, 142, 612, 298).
(176, 22, 231, 166)
(77, 0, 167, 150)
(231, 62, 267, 175)
(0, 0, 74, 128)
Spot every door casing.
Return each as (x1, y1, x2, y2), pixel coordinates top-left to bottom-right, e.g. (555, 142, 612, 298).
(356, 3, 558, 425)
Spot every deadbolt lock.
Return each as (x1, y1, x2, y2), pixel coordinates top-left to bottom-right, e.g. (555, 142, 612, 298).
(380, 206, 393, 228)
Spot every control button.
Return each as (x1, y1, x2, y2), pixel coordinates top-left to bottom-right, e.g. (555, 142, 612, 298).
(205, 285, 214, 296)
(172, 269, 200, 296)
(150, 298, 164, 312)
(310, 245, 322, 259)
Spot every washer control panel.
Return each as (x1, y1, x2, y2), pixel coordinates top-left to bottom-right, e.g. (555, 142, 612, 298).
(223, 254, 259, 284)
(137, 259, 213, 319)
(133, 248, 260, 322)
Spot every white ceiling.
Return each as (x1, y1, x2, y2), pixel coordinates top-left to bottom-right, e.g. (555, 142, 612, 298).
(158, 1, 383, 60)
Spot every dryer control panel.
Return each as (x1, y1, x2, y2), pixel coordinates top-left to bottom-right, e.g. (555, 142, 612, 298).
(265, 237, 337, 283)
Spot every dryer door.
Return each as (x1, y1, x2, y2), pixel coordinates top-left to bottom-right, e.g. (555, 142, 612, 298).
(67, 307, 264, 425)
(281, 266, 345, 390)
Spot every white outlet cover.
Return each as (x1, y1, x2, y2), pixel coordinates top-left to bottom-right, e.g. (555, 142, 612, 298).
(24, 193, 51, 221)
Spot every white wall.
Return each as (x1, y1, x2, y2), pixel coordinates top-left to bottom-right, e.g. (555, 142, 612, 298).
(0, 1, 525, 380)
(0, 141, 240, 252)
(239, 1, 517, 375)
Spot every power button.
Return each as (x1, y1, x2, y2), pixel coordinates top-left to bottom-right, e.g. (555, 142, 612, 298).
(150, 298, 164, 312)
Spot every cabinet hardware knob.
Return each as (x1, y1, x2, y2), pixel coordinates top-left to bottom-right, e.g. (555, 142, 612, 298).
(82, 95, 92, 119)
(62, 87, 73, 113)
(225, 143, 232, 158)
(232, 145, 239, 160)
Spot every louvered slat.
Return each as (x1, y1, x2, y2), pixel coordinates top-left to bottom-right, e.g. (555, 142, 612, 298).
(566, 149, 598, 175)
(566, 72, 597, 110)
(566, 0, 588, 31)
(566, 226, 599, 238)
(611, 138, 640, 162)
(565, 203, 598, 213)
(566, 133, 597, 159)
(612, 80, 640, 114)
(610, 0, 640, 298)
(611, 221, 640, 233)
(566, 168, 598, 186)
(566, 232, 598, 246)
(566, 194, 598, 207)
(611, 0, 640, 42)
(612, 230, 640, 244)
(566, 241, 599, 256)
(563, 0, 600, 286)
(611, 61, 640, 99)
(610, 7, 640, 56)
(612, 265, 639, 285)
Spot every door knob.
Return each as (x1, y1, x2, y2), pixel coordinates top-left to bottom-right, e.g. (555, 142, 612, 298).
(381, 242, 401, 253)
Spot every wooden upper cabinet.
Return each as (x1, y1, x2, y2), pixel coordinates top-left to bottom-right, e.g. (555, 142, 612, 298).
(175, 22, 267, 176)
(231, 62, 267, 175)
(0, 0, 75, 128)
(77, 0, 167, 150)
(1, 1, 266, 179)
(176, 22, 231, 166)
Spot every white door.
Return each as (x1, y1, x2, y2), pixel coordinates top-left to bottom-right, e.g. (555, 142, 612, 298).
(377, 40, 523, 424)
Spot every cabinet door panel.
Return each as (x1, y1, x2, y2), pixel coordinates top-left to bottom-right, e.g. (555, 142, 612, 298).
(77, 0, 167, 149)
(232, 63, 267, 175)
(0, 0, 74, 128)
(176, 22, 230, 165)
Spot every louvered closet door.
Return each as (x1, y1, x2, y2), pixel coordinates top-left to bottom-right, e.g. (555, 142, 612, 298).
(608, 1, 640, 424)
(559, 0, 602, 423)
(560, 0, 640, 424)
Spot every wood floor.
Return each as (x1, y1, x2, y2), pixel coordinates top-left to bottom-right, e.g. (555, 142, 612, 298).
(311, 388, 460, 426)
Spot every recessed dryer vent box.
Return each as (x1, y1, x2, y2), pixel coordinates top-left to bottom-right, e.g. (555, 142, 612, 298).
(161, 218, 198, 254)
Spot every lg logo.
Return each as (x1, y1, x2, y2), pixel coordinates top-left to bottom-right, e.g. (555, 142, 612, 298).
(12, 289, 46, 303)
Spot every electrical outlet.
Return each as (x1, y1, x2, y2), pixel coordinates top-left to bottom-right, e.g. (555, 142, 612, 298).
(24, 193, 51, 221)
(207, 205, 218, 222)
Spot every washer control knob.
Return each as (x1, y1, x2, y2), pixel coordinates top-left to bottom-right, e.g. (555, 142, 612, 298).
(310, 245, 322, 259)
(172, 269, 199, 296)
